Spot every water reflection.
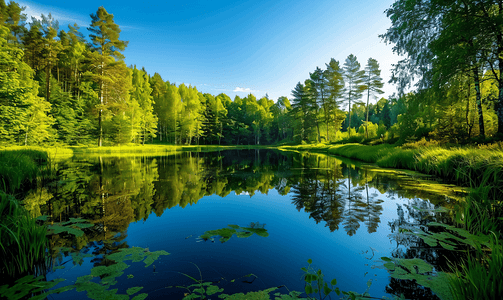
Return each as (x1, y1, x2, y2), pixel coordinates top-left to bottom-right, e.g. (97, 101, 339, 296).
(22, 150, 464, 298)
(24, 150, 462, 239)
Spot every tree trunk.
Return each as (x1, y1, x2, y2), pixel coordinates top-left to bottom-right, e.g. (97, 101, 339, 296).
(99, 61, 104, 147)
(473, 67, 485, 138)
(365, 88, 370, 139)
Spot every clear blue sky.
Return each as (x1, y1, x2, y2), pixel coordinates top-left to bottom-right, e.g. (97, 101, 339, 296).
(19, 0, 401, 103)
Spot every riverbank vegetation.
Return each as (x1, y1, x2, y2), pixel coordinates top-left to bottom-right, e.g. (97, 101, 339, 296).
(2, 0, 503, 298)
(2, 0, 503, 148)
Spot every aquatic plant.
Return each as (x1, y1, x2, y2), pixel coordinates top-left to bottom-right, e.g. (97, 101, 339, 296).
(198, 223, 269, 243)
(0, 149, 46, 194)
(381, 257, 453, 300)
(448, 233, 503, 300)
(0, 275, 73, 300)
(301, 259, 342, 299)
(46, 217, 94, 237)
(0, 191, 48, 279)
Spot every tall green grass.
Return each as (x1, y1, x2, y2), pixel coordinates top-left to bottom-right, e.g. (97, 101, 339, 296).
(0, 191, 47, 280)
(280, 143, 503, 200)
(0, 150, 48, 194)
(0, 149, 53, 280)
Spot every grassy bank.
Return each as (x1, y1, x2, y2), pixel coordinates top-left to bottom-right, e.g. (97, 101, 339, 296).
(70, 144, 273, 156)
(279, 142, 503, 197)
(0, 149, 51, 280)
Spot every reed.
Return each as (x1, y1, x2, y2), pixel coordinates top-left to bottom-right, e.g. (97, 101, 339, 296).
(448, 233, 503, 300)
(0, 150, 46, 194)
(0, 192, 48, 279)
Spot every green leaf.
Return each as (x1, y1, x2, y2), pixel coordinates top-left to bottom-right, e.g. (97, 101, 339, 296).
(132, 294, 148, 300)
(323, 283, 331, 296)
(439, 241, 456, 250)
(126, 286, 143, 295)
(305, 285, 313, 294)
(307, 258, 312, 264)
(381, 257, 392, 262)
(36, 215, 49, 221)
(330, 278, 337, 285)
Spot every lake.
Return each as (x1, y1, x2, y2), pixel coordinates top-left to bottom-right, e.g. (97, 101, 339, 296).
(22, 149, 465, 299)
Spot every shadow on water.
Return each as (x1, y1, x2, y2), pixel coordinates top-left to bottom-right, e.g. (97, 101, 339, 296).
(18, 149, 466, 299)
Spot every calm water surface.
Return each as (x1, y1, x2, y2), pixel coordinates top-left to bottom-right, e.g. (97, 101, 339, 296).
(24, 150, 464, 299)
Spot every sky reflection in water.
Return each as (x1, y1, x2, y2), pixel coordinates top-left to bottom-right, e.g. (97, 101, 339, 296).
(40, 150, 461, 299)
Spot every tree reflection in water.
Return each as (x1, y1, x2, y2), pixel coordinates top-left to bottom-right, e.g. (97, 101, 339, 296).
(22, 149, 460, 299)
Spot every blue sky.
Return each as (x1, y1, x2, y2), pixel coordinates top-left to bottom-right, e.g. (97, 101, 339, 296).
(19, 0, 401, 103)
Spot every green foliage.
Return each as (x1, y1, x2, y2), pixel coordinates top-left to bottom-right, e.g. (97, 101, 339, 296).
(218, 287, 279, 299)
(0, 275, 70, 300)
(0, 149, 47, 193)
(47, 217, 94, 237)
(382, 257, 453, 300)
(198, 223, 269, 243)
(0, 191, 48, 278)
(106, 247, 170, 267)
(448, 234, 503, 300)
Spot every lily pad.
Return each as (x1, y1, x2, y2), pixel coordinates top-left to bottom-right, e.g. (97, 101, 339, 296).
(198, 224, 269, 243)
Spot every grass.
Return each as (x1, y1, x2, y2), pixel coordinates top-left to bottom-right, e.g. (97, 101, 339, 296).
(0, 191, 48, 280)
(279, 142, 503, 200)
(0, 148, 53, 281)
(71, 144, 272, 156)
(0, 149, 47, 194)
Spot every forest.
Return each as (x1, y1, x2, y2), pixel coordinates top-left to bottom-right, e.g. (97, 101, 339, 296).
(2, 0, 502, 147)
(2, 1, 503, 299)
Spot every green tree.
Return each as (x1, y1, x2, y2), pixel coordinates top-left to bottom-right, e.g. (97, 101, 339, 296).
(309, 67, 328, 142)
(130, 66, 157, 144)
(342, 54, 365, 135)
(363, 58, 384, 139)
(0, 23, 54, 145)
(290, 82, 317, 143)
(87, 6, 128, 146)
(324, 58, 345, 141)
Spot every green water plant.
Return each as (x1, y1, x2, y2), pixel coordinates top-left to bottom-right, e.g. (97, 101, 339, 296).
(46, 217, 94, 237)
(0, 150, 46, 194)
(0, 275, 73, 300)
(174, 263, 225, 300)
(301, 259, 342, 299)
(198, 222, 269, 243)
(0, 191, 48, 278)
(381, 257, 452, 300)
(448, 233, 503, 300)
(54, 247, 168, 300)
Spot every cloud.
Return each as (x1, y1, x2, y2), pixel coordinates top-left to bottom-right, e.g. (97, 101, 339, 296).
(21, 2, 87, 26)
(233, 87, 258, 93)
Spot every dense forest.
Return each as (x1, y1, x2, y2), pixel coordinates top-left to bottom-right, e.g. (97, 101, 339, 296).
(1, 0, 502, 147)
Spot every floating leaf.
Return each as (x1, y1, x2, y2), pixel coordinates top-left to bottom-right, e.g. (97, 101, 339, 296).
(48, 225, 84, 237)
(307, 259, 312, 264)
(198, 224, 268, 243)
(132, 294, 148, 300)
(219, 287, 278, 299)
(126, 286, 143, 295)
